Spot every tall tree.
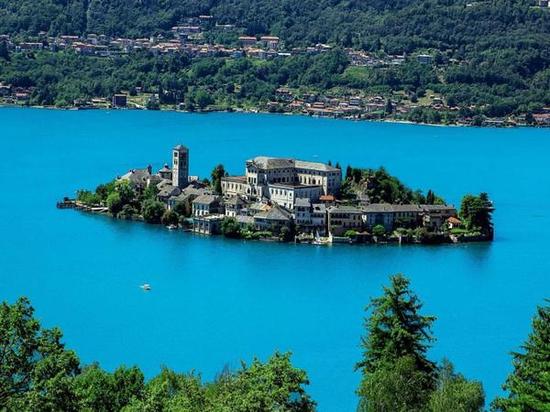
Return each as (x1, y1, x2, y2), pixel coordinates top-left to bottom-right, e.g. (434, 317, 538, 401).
(0, 298, 80, 410)
(211, 164, 226, 194)
(460, 193, 494, 232)
(356, 274, 437, 411)
(492, 301, 550, 411)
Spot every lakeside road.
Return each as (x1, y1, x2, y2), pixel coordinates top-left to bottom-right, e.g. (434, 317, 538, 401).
(2, 103, 546, 128)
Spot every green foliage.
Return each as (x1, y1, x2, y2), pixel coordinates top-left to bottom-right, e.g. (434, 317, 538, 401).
(106, 192, 123, 216)
(76, 189, 100, 206)
(74, 364, 144, 411)
(161, 209, 179, 226)
(372, 224, 386, 237)
(0, 297, 314, 411)
(492, 301, 550, 412)
(173, 200, 191, 218)
(279, 221, 296, 242)
(221, 216, 241, 238)
(142, 199, 165, 223)
(341, 166, 444, 205)
(344, 229, 358, 238)
(460, 193, 494, 232)
(357, 275, 486, 412)
(0, 297, 80, 410)
(429, 360, 485, 412)
(210, 164, 226, 195)
(357, 274, 436, 409)
(358, 355, 432, 412)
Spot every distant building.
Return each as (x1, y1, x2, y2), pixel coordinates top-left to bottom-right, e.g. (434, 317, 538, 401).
(112, 94, 127, 107)
(416, 54, 434, 65)
(238, 36, 257, 48)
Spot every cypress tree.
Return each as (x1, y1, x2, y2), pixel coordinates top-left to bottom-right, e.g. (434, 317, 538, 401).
(492, 301, 550, 411)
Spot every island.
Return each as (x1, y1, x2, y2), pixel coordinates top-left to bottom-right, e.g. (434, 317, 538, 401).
(60, 144, 494, 245)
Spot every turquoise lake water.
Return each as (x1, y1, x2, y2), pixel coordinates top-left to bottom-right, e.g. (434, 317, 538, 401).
(1, 107, 549, 410)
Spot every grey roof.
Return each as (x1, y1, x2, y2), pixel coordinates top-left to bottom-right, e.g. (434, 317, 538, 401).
(183, 186, 209, 196)
(421, 204, 456, 212)
(173, 144, 188, 152)
(294, 160, 339, 172)
(250, 156, 295, 169)
(158, 164, 171, 173)
(193, 194, 220, 205)
(156, 179, 173, 189)
(248, 156, 339, 172)
(119, 167, 151, 185)
(236, 215, 254, 225)
(328, 205, 363, 214)
(224, 196, 247, 206)
(222, 175, 247, 183)
(158, 185, 181, 198)
(294, 198, 311, 208)
(255, 204, 292, 221)
(363, 203, 423, 213)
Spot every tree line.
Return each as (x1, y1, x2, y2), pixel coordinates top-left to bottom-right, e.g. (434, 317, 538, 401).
(1, 274, 547, 411)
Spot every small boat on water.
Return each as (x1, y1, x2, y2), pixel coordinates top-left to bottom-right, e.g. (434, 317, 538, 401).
(166, 224, 177, 230)
(140, 283, 151, 291)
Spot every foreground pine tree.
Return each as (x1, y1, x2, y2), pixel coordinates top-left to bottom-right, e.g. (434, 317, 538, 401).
(356, 274, 437, 411)
(356, 274, 485, 412)
(492, 301, 550, 411)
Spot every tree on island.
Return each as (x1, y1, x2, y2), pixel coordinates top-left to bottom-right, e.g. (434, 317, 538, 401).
(211, 164, 226, 195)
(221, 217, 241, 238)
(492, 301, 550, 411)
(142, 199, 165, 223)
(356, 274, 484, 412)
(161, 209, 179, 226)
(460, 193, 494, 232)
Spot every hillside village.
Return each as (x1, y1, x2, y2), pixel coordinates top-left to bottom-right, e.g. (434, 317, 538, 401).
(2, 12, 550, 127)
(63, 145, 494, 244)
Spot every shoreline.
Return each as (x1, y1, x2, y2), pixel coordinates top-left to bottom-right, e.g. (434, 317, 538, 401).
(59, 200, 493, 246)
(1, 102, 545, 129)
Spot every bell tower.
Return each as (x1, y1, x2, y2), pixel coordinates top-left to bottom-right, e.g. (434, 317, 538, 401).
(172, 144, 189, 188)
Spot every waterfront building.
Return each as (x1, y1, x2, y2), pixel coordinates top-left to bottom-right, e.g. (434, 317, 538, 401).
(192, 194, 223, 216)
(294, 198, 312, 226)
(421, 204, 457, 229)
(192, 214, 224, 235)
(112, 94, 127, 107)
(311, 203, 327, 235)
(253, 204, 293, 232)
(172, 145, 189, 189)
(363, 204, 423, 231)
(327, 205, 364, 236)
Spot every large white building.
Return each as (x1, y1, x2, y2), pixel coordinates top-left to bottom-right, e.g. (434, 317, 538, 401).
(221, 156, 341, 210)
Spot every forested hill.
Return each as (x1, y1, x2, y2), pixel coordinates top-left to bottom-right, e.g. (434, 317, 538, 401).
(1, 0, 549, 53)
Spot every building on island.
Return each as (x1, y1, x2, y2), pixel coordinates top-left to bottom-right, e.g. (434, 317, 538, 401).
(172, 145, 189, 189)
(221, 156, 341, 210)
(327, 205, 363, 236)
(192, 194, 223, 216)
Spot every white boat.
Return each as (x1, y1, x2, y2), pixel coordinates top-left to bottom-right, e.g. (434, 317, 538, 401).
(312, 230, 330, 245)
(140, 283, 151, 291)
